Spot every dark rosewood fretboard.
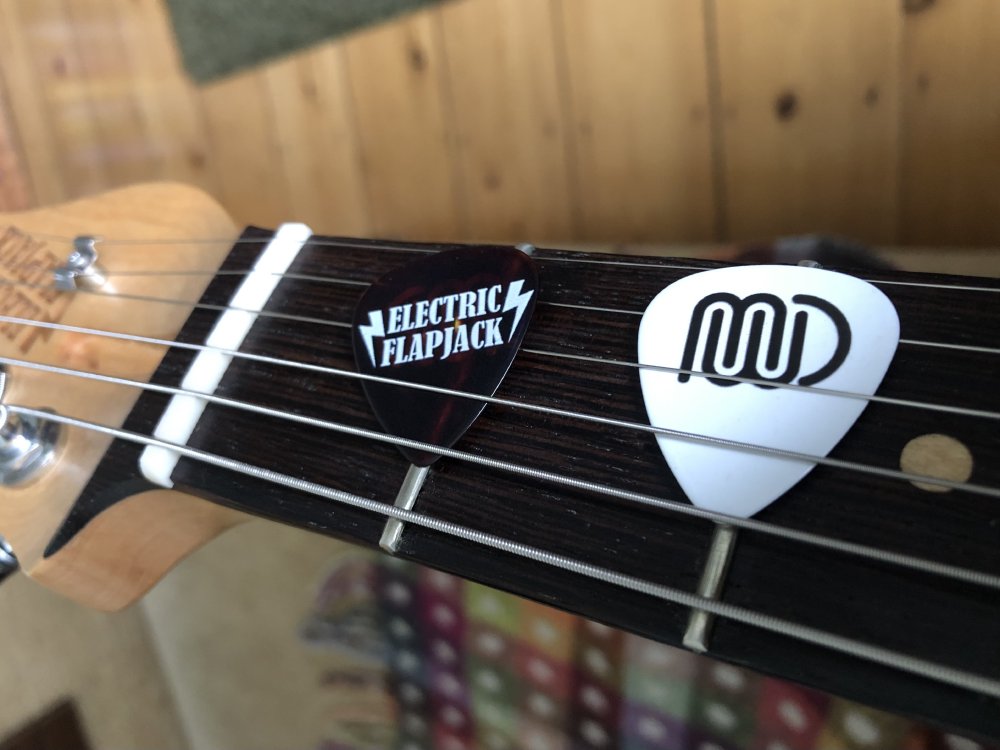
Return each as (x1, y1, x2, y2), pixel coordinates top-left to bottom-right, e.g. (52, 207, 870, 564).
(55, 228, 1000, 740)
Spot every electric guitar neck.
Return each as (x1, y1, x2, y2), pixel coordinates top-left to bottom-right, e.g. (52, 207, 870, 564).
(1, 184, 997, 740)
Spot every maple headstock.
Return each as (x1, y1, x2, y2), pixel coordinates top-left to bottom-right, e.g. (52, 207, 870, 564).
(0, 183, 244, 610)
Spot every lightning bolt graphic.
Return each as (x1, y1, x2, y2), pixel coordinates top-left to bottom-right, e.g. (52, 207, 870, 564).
(502, 279, 534, 341)
(357, 309, 385, 367)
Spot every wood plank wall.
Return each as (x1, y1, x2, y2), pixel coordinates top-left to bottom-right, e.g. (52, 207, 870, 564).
(0, 0, 997, 247)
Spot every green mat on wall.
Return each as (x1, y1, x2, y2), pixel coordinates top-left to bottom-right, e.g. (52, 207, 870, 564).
(165, 0, 443, 82)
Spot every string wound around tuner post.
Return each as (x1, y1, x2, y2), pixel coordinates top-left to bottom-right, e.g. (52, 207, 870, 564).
(380, 463, 431, 553)
(683, 523, 738, 652)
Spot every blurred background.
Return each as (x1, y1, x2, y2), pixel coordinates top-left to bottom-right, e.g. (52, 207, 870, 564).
(1, 1, 998, 749)
(0, 0, 998, 248)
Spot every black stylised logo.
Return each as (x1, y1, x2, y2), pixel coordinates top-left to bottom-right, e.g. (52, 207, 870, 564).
(678, 293, 851, 388)
(357, 280, 534, 368)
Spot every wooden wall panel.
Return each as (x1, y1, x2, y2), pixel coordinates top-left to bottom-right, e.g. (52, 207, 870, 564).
(714, 0, 901, 244)
(899, 0, 1000, 246)
(263, 47, 371, 236)
(109, 0, 219, 193)
(0, 0, 997, 247)
(557, 0, 716, 242)
(199, 71, 292, 229)
(344, 14, 464, 241)
(64, 0, 155, 189)
(0, 0, 103, 204)
(439, 0, 575, 242)
(0, 77, 33, 211)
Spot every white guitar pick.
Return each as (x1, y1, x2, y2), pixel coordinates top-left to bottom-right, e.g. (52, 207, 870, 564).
(638, 265, 899, 518)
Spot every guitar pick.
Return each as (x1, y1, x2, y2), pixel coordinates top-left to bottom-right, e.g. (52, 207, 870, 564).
(353, 246, 538, 466)
(638, 265, 899, 518)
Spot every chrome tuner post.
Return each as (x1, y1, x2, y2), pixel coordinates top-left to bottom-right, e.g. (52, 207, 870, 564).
(0, 366, 60, 487)
(0, 535, 18, 585)
(53, 236, 108, 291)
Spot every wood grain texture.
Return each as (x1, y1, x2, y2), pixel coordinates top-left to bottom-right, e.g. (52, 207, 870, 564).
(899, 0, 1000, 246)
(557, 0, 716, 242)
(0, 0, 72, 203)
(344, 14, 465, 240)
(199, 71, 292, 229)
(13, 0, 114, 198)
(439, 0, 576, 242)
(0, 0, 998, 245)
(56, 226, 1000, 737)
(714, 0, 902, 244)
(63, 0, 153, 189)
(0, 183, 242, 609)
(262, 47, 371, 236)
(108, 0, 220, 192)
(0, 77, 32, 211)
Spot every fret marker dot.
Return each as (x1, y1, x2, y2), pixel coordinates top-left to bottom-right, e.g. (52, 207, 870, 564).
(900, 434, 973, 492)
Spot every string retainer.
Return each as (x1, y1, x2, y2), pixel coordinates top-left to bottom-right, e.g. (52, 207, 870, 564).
(53, 236, 108, 291)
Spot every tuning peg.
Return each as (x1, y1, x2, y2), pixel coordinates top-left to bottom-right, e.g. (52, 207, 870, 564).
(0, 535, 17, 585)
(0, 368, 60, 486)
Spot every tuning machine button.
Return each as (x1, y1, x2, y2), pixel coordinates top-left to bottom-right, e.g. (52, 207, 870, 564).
(0, 535, 18, 585)
(0, 367, 60, 487)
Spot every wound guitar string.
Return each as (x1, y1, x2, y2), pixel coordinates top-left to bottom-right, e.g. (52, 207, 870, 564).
(7, 405, 1000, 702)
(0, 313, 995, 497)
(2, 235, 998, 702)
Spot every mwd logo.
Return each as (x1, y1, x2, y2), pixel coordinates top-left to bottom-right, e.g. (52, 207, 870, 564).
(677, 292, 851, 388)
(637, 265, 899, 518)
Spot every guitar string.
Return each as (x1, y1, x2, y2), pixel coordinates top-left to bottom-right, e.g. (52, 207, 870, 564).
(102, 264, 1000, 295)
(2, 313, 996, 422)
(5, 352, 997, 592)
(2, 275, 997, 358)
(3, 273, 999, 366)
(1, 316, 997, 497)
(21, 232, 1000, 294)
(9, 404, 1000, 701)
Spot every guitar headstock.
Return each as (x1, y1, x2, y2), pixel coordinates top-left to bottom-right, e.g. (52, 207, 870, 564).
(0, 183, 244, 610)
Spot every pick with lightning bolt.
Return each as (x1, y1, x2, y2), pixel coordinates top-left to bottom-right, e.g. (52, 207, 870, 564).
(352, 245, 539, 466)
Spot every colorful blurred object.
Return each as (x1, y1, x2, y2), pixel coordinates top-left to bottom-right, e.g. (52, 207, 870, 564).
(302, 553, 997, 750)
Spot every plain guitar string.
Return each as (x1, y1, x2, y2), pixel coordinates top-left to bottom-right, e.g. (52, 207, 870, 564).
(3, 350, 998, 594)
(8, 403, 1000, 703)
(1, 312, 996, 422)
(17, 233, 1000, 295)
(0, 314, 997, 498)
(4, 243, 999, 701)
(1, 276, 998, 368)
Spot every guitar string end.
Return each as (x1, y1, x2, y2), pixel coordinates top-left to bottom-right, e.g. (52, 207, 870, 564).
(379, 464, 431, 554)
(683, 523, 738, 653)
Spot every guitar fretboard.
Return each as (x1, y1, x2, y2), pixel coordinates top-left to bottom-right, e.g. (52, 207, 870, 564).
(57, 228, 1000, 739)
